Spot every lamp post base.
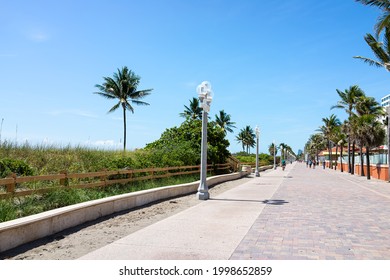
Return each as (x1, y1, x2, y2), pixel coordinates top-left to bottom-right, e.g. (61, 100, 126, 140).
(196, 191, 209, 200)
(255, 170, 260, 177)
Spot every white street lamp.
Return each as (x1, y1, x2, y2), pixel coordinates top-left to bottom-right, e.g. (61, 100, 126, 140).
(196, 81, 213, 200)
(273, 140, 276, 170)
(255, 126, 260, 177)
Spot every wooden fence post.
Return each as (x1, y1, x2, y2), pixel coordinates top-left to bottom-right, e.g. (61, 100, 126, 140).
(100, 169, 107, 186)
(6, 173, 16, 194)
(60, 171, 69, 187)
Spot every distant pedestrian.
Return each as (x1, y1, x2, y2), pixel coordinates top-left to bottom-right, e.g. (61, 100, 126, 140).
(306, 160, 309, 168)
(282, 159, 286, 171)
(312, 160, 316, 169)
(309, 160, 312, 168)
(323, 161, 325, 169)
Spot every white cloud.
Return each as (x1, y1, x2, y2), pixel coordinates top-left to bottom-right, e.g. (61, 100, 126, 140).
(84, 139, 122, 149)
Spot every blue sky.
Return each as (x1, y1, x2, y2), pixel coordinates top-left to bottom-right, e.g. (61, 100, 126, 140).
(0, 0, 389, 154)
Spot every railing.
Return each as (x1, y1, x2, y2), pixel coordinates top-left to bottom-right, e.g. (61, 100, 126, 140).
(0, 163, 231, 199)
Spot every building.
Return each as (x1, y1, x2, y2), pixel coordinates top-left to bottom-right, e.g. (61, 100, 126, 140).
(381, 93, 390, 108)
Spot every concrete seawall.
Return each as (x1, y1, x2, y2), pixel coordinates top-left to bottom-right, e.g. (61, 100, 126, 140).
(0, 170, 258, 252)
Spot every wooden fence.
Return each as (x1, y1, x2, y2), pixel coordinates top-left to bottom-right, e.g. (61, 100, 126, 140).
(0, 163, 231, 199)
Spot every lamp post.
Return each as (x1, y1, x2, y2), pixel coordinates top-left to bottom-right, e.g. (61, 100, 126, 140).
(196, 81, 213, 200)
(255, 126, 260, 177)
(273, 140, 276, 169)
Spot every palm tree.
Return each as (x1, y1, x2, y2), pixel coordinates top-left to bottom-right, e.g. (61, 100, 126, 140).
(268, 143, 278, 157)
(279, 143, 287, 161)
(353, 95, 386, 179)
(318, 114, 341, 169)
(236, 130, 246, 152)
(215, 110, 236, 134)
(338, 122, 349, 172)
(236, 126, 255, 153)
(354, 27, 390, 71)
(243, 126, 255, 153)
(180, 97, 202, 121)
(356, 0, 390, 38)
(331, 125, 348, 171)
(353, 114, 385, 179)
(94, 66, 152, 151)
(305, 134, 326, 163)
(331, 85, 365, 173)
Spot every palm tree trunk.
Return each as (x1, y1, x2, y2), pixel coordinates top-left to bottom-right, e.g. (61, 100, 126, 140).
(335, 144, 339, 170)
(366, 146, 371, 180)
(328, 140, 332, 169)
(122, 105, 127, 151)
(360, 146, 364, 176)
(340, 146, 344, 172)
(351, 141, 356, 175)
(348, 138, 351, 173)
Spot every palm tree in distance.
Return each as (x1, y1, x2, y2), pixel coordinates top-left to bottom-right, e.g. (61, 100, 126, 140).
(318, 114, 341, 169)
(268, 143, 278, 157)
(331, 85, 365, 173)
(236, 126, 255, 153)
(279, 143, 287, 161)
(305, 134, 326, 163)
(236, 130, 246, 152)
(356, 0, 390, 38)
(215, 110, 236, 134)
(243, 126, 256, 153)
(354, 95, 386, 179)
(180, 97, 202, 121)
(354, 27, 390, 71)
(94, 66, 153, 151)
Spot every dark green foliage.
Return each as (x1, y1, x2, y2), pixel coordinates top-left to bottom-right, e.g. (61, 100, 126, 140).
(234, 152, 273, 166)
(0, 199, 17, 221)
(0, 158, 34, 178)
(107, 156, 134, 169)
(145, 119, 230, 165)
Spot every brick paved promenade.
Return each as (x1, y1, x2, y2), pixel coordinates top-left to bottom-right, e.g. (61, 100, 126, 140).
(81, 162, 390, 260)
(231, 162, 390, 260)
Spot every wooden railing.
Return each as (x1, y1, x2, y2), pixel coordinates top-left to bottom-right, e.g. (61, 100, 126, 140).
(0, 163, 231, 199)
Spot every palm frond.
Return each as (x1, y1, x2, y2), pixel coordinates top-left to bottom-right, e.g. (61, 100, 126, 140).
(108, 102, 121, 113)
(93, 89, 116, 99)
(356, 0, 390, 9)
(330, 103, 345, 110)
(364, 33, 390, 62)
(375, 13, 390, 38)
(385, 27, 390, 54)
(103, 77, 121, 96)
(129, 89, 153, 100)
(354, 56, 385, 67)
(123, 102, 135, 114)
(131, 100, 150, 106)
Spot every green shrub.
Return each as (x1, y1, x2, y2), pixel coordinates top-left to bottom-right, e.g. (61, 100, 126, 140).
(108, 156, 134, 170)
(0, 199, 17, 222)
(0, 158, 34, 178)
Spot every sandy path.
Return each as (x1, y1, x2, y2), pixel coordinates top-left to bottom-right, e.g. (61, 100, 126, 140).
(0, 176, 253, 260)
